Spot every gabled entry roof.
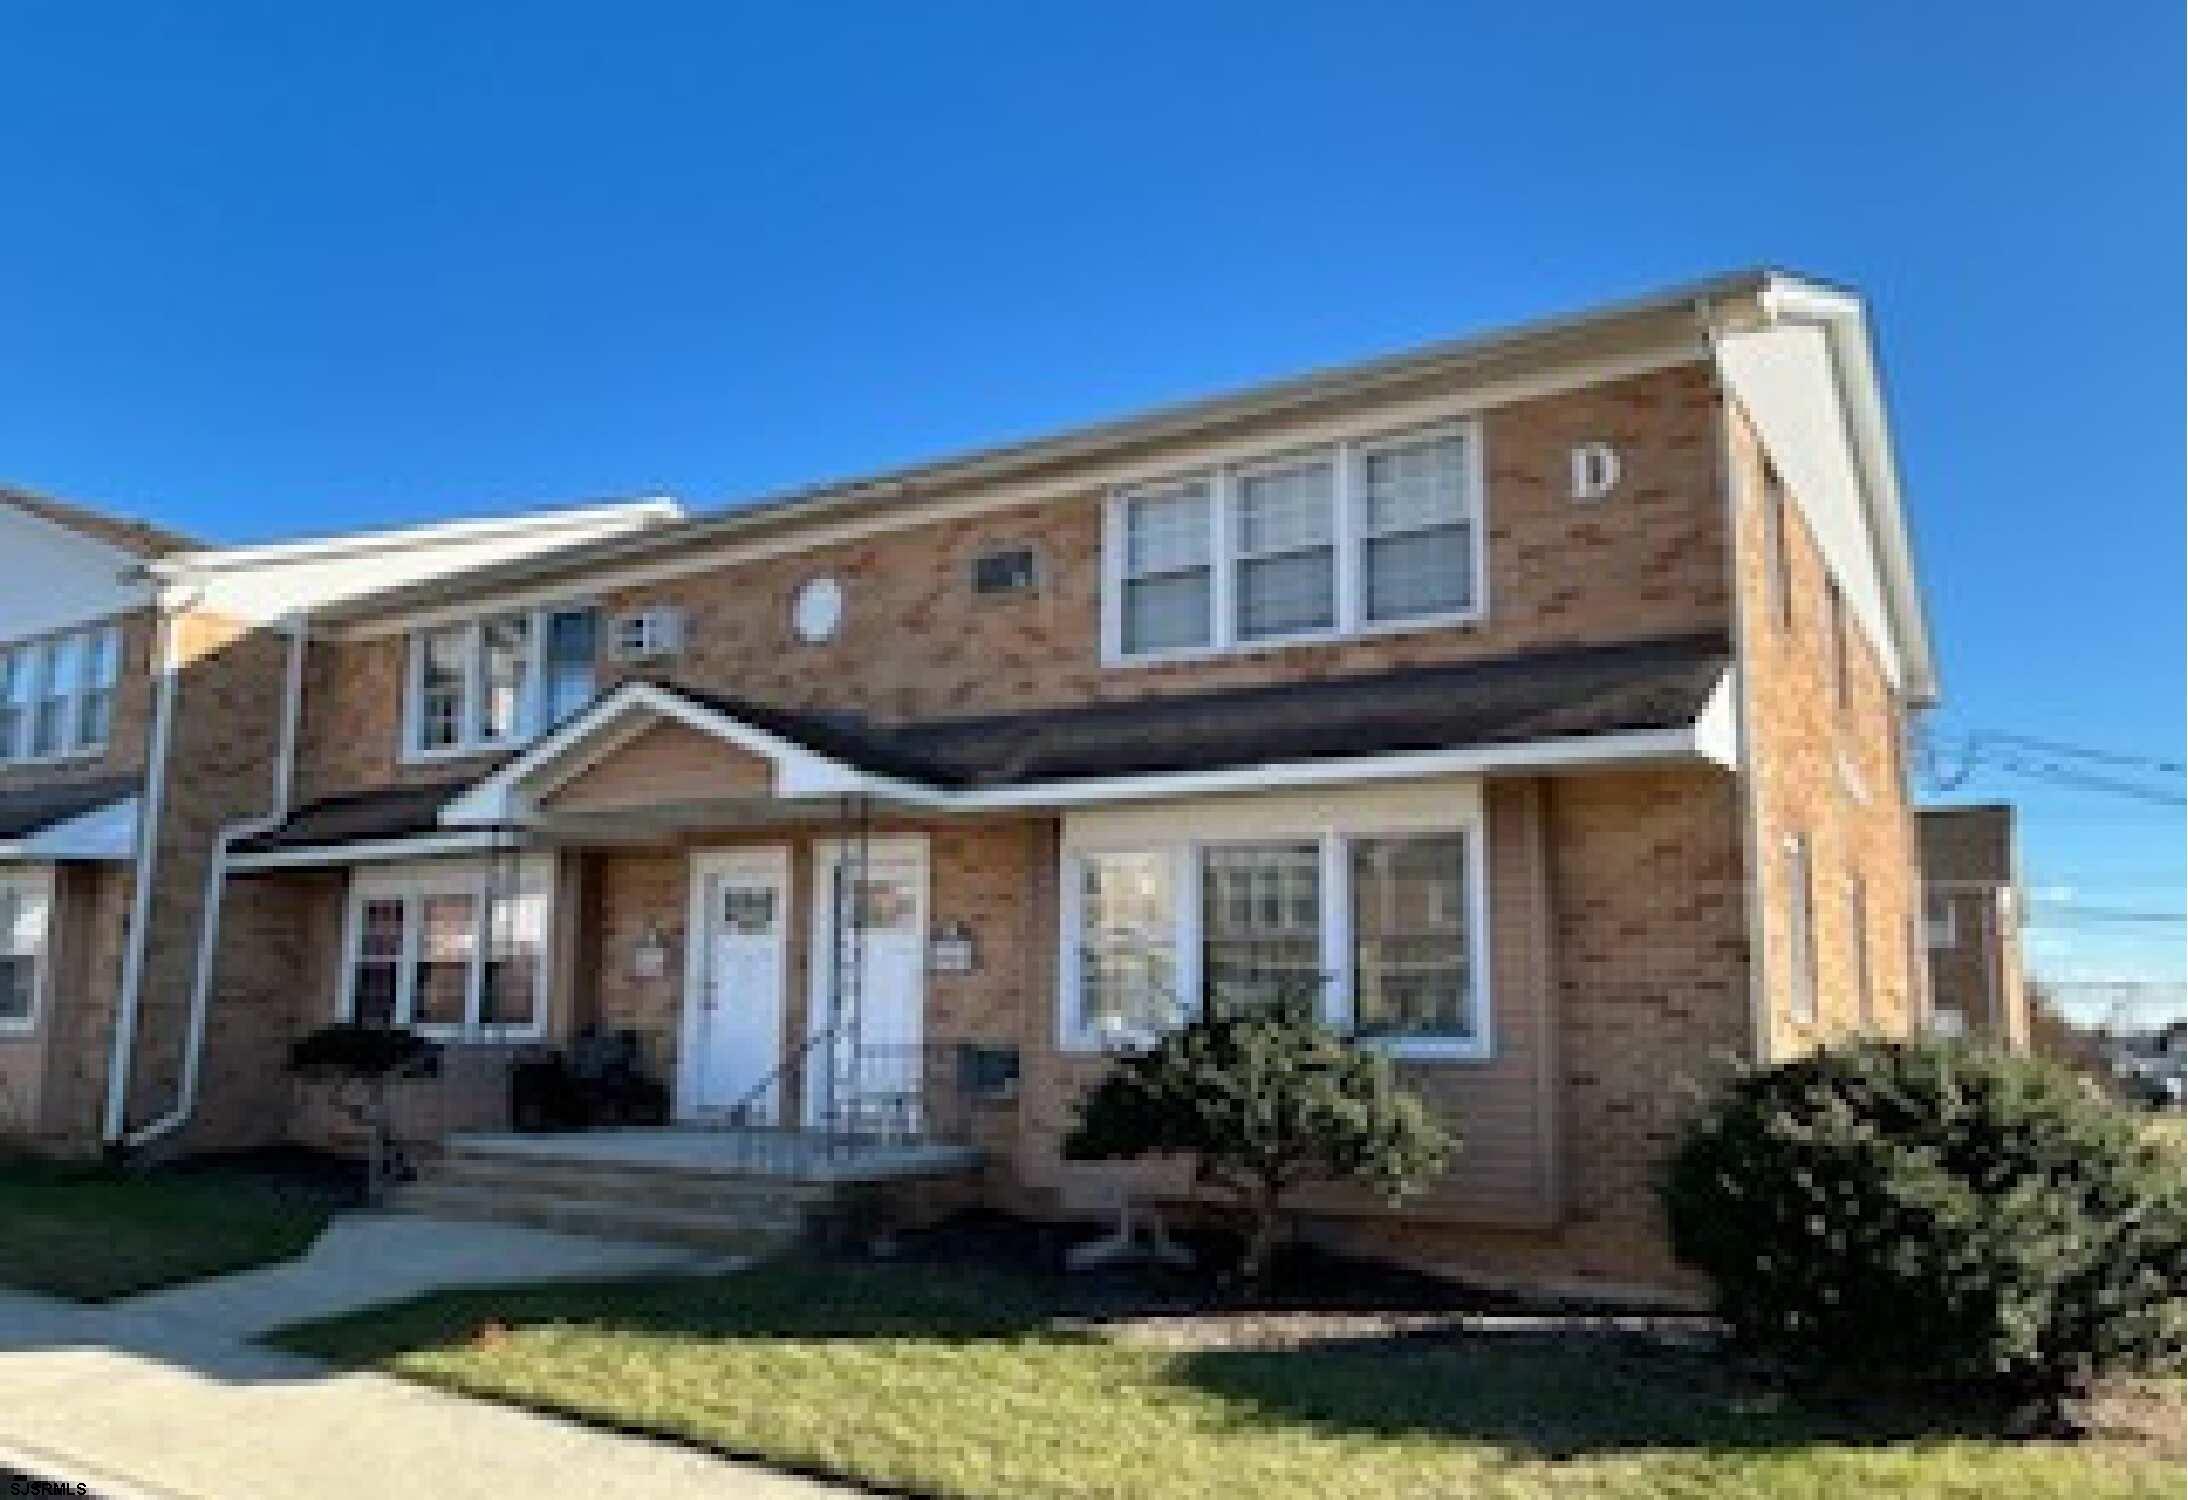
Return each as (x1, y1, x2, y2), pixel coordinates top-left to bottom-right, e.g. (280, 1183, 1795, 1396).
(444, 631, 1736, 824)
(229, 633, 1736, 866)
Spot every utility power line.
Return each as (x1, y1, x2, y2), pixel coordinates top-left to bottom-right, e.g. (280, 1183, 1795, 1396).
(2026, 902, 2187, 925)
(1921, 726, 2187, 806)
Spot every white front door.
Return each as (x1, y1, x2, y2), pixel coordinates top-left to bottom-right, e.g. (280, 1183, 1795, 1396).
(683, 848, 789, 1121)
(806, 837, 927, 1130)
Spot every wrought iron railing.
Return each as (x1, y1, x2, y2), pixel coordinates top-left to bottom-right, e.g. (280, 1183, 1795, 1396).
(697, 1034, 1014, 1163)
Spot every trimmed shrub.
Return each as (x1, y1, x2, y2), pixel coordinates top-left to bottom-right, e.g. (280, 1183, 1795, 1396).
(1663, 1036, 2185, 1392)
(1064, 984, 1454, 1283)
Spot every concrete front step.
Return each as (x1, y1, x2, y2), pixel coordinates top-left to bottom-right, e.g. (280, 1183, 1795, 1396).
(430, 1155, 833, 1217)
(389, 1181, 802, 1255)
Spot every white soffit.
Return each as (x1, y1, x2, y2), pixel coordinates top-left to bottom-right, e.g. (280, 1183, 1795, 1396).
(0, 506, 154, 642)
(162, 500, 683, 623)
(1714, 321, 1901, 689)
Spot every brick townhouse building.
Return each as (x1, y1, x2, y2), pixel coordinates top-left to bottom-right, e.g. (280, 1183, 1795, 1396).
(0, 491, 679, 1152)
(3, 269, 1937, 1294)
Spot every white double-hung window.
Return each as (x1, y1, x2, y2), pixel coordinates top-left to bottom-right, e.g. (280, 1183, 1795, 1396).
(1234, 457, 1338, 640)
(1060, 783, 1490, 1058)
(406, 606, 597, 759)
(1104, 421, 1482, 663)
(1119, 481, 1217, 655)
(340, 857, 553, 1039)
(0, 623, 121, 764)
(0, 870, 53, 1034)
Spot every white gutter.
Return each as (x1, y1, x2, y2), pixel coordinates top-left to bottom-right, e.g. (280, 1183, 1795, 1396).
(119, 613, 309, 1151)
(228, 829, 515, 872)
(102, 598, 188, 1145)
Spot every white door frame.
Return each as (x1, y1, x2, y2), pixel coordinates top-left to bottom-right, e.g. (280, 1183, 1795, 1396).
(805, 835, 928, 1126)
(678, 845, 791, 1122)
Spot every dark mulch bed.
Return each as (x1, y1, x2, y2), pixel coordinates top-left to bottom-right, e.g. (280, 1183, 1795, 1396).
(164, 1144, 369, 1215)
(847, 1209, 1603, 1324)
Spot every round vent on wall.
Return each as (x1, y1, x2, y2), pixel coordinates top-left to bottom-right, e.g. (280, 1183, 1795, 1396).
(791, 577, 845, 643)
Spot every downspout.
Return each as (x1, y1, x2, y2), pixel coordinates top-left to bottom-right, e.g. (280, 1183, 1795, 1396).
(103, 593, 191, 1146)
(121, 612, 308, 1150)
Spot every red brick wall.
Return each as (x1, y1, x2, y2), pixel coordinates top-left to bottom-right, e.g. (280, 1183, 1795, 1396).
(1727, 404, 1922, 1056)
(293, 363, 1728, 802)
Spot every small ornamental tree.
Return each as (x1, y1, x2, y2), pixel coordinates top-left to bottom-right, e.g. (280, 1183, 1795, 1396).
(1663, 1036, 2185, 1399)
(287, 1023, 439, 1204)
(1063, 984, 1454, 1283)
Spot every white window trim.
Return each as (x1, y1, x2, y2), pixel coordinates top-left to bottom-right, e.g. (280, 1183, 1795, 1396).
(0, 866, 54, 1036)
(337, 855, 555, 1041)
(1057, 780, 1492, 1061)
(0, 623, 121, 766)
(1101, 418, 1487, 667)
(401, 605, 594, 763)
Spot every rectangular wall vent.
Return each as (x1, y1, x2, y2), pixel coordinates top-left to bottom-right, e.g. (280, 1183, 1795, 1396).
(610, 606, 686, 663)
(972, 546, 1039, 597)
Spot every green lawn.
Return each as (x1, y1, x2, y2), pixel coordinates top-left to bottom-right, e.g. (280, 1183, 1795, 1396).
(0, 1157, 336, 1301)
(275, 1260, 2181, 1500)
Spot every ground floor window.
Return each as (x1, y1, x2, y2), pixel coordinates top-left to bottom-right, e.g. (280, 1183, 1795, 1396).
(1075, 851, 1180, 1039)
(0, 869, 50, 1033)
(1201, 841, 1323, 1012)
(1061, 786, 1489, 1058)
(340, 856, 553, 1039)
(1351, 833, 1472, 1040)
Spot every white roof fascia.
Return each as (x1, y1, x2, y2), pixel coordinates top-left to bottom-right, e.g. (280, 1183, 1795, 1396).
(1752, 275, 1937, 705)
(140, 497, 682, 579)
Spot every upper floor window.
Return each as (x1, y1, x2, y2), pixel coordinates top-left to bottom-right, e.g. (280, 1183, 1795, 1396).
(0, 623, 120, 764)
(1105, 422, 1482, 664)
(406, 606, 596, 759)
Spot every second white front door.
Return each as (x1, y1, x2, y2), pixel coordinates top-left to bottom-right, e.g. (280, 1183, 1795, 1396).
(806, 836, 927, 1129)
(685, 848, 789, 1121)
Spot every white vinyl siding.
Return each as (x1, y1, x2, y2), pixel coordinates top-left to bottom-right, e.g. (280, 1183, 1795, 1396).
(1103, 420, 1483, 664)
(405, 606, 596, 761)
(0, 623, 120, 764)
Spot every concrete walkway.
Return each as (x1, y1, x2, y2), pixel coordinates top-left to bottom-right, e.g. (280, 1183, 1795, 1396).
(121, 1211, 726, 1337)
(0, 1213, 848, 1499)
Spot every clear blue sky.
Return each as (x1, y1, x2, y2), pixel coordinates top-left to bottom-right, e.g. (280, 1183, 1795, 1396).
(2, 3, 2179, 1008)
